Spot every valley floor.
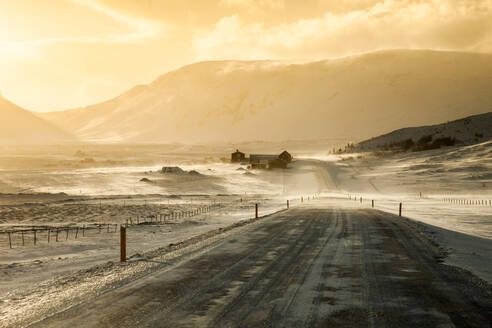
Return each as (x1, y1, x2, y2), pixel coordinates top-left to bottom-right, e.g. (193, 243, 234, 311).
(0, 142, 491, 327)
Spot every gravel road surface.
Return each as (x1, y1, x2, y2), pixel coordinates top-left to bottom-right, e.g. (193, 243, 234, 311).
(29, 204, 492, 328)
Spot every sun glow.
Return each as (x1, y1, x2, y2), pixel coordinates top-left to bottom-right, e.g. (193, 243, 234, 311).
(1, 0, 491, 112)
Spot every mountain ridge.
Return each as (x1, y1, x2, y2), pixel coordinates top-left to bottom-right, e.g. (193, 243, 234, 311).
(0, 94, 75, 144)
(353, 111, 492, 152)
(31, 49, 492, 143)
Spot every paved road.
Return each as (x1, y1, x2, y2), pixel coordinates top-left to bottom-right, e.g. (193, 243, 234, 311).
(31, 205, 491, 328)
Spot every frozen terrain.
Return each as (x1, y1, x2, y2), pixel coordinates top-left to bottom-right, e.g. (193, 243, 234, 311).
(2, 202, 491, 328)
(301, 140, 492, 282)
(0, 140, 490, 327)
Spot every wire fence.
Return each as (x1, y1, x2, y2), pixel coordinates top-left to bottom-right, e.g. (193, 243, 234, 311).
(0, 195, 316, 250)
(0, 202, 225, 249)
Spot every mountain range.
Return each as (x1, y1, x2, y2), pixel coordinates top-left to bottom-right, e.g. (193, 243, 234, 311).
(2, 49, 492, 144)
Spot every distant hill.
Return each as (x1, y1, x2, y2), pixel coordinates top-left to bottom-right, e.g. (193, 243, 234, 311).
(353, 112, 492, 152)
(36, 49, 492, 143)
(0, 94, 74, 144)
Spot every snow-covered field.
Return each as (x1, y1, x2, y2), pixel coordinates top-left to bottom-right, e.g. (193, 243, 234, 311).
(0, 141, 490, 321)
(299, 140, 492, 283)
(0, 197, 286, 295)
(0, 157, 308, 300)
(316, 141, 491, 237)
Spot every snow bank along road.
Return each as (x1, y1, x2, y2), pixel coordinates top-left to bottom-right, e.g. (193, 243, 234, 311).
(28, 204, 491, 328)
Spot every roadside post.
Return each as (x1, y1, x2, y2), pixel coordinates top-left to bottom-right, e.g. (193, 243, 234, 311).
(399, 202, 402, 217)
(287, 200, 289, 209)
(255, 203, 258, 219)
(372, 200, 374, 208)
(120, 225, 126, 262)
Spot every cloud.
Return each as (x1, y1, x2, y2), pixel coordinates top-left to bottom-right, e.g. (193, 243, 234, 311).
(0, 0, 169, 66)
(3, 0, 492, 112)
(70, 0, 166, 42)
(1, 0, 166, 54)
(195, 0, 492, 60)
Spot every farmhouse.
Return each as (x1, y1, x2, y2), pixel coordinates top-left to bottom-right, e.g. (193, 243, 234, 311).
(249, 154, 279, 169)
(231, 149, 292, 169)
(231, 149, 246, 163)
(249, 150, 292, 169)
(279, 150, 293, 163)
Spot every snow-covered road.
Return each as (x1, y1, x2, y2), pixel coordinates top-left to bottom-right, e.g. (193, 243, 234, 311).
(20, 204, 492, 328)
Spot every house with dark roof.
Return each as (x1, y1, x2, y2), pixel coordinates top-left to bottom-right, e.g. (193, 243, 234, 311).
(279, 150, 293, 163)
(231, 149, 246, 163)
(249, 150, 292, 169)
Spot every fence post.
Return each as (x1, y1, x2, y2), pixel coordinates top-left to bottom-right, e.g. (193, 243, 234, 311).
(34, 230, 37, 245)
(255, 203, 258, 219)
(399, 202, 402, 217)
(56, 228, 59, 242)
(372, 200, 374, 208)
(120, 225, 126, 262)
(287, 200, 289, 209)
(22, 231, 25, 246)
(48, 229, 51, 243)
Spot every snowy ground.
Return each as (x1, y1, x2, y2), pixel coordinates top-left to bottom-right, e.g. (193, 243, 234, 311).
(0, 195, 288, 295)
(0, 141, 490, 322)
(298, 140, 492, 283)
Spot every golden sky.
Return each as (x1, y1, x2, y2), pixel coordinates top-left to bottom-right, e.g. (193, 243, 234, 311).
(1, 0, 491, 112)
